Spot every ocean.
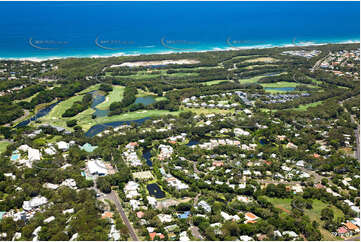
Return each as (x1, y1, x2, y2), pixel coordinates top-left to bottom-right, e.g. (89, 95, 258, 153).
(0, 1, 359, 60)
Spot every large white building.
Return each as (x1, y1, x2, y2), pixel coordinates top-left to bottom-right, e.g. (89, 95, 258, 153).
(87, 159, 108, 176)
(22, 196, 48, 211)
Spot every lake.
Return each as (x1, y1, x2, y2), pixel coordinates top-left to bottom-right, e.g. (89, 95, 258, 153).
(15, 101, 61, 128)
(143, 149, 153, 166)
(259, 139, 268, 145)
(147, 183, 165, 199)
(134, 96, 156, 106)
(90, 91, 109, 118)
(85, 117, 150, 137)
(263, 72, 281, 77)
(264, 87, 295, 92)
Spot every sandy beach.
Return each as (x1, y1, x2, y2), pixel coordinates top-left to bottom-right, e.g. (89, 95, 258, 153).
(111, 59, 200, 68)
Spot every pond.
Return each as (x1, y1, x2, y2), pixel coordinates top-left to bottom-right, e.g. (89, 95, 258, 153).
(90, 91, 109, 118)
(264, 87, 295, 92)
(15, 101, 61, 128)
(186, 140, 199, 146)
(147, 183, 165, 199)
(85, 117, 150, 137)
(259, 139, 268, 145)
(263, 72, 281, 77)
(143, 148, 153, 166)
(134, 96, 156, 106)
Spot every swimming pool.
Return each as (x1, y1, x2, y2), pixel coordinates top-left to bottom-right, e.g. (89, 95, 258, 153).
(10, 153, 20, 161)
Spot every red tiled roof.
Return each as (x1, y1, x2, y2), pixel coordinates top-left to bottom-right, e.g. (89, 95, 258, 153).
(314, 183, 325, 189)
(136, 211, 144, 218)
(245, 212, 257, 220)
(101, 212, 113, 219)
(265, 160, 272, 165)
(337, 226, 348, 234)
(149, 232, 165, 240)
(245, 220, 257, 224)
(213, 161, 224, 167)
(345, 222, 359, 231)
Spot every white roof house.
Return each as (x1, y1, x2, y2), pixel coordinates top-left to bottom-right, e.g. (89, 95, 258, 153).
(43, 183, 59, 190)
(70, 233, 78, 241)
(44, 216, 55, 224)
(87, 159, 108, 176)
(221, 211, 240, 221)
(197, 200, 211, 213)
(296, 160, 305, 167)
(239, 235, 254, 241)
(32, 226, 41, 241)
(63, 208, 74, 215)
(157, 214, 173, 223)
(109, 224, 120, 241)
(28, 148, 41, 162)
(22, 196, 48, 211)
(56, 141, 69, 151)
(234, 128, 250, 136)
(44, 146, 56, 155)
(179, 231, 190, 241)
(147, 196, 157, 208)
(282, 231, 298, 238)
(124, 181, 139, 192)
(18, 144, 30, 152)
(124, 181, 140, 199)
(12, 232, 21, 241)
(61, 179, 77, 189)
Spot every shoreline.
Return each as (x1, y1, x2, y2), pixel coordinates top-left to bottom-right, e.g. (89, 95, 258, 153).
(0, 39, 359, 63)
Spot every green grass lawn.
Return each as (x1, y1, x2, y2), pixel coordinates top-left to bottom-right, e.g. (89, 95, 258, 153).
(155, 97, 167, 102)
(264, 197, 293, 212)
(46, 135, 62, 143)
(239, 75, 266, 84)
(263, 196, 344, 241)
(96, 85, 125, 110)
(306, 76, 323, 85)
(260, 108, 277, 113)
(0, 141, 11, 154)
(242, 64, 278, 70)
(78, 84, 101, 94)
(14, 92, 39, 103)
(203, 80, 231, 86)
(38, 107, 179, 132)
(47, 95, 84, 118)
(260, 81, 301, 88)
(291, 101, 324, 111)
(37, 84, 178, 131)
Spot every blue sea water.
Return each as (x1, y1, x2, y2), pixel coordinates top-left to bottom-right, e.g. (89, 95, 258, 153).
(0, 1, 359, 60)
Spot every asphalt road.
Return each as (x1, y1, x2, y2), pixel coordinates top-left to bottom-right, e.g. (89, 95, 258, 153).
(108, 191, 139, 241)
(351, 117, 360, 162)
(340, 99, 360, 162)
